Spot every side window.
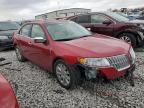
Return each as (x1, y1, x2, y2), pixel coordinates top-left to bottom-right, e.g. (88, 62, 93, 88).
(20, 24, 31, 36)
(91, 14, 110, 24)
(77, 15, 90, 23)
(31, 25, 45, 39)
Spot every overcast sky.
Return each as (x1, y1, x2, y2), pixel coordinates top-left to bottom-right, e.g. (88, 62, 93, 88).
(0, 0, 143, 21)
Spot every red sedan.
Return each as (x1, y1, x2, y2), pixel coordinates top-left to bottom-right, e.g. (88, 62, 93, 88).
(0, 74, 19, 108)
(13, 20, 135, 89)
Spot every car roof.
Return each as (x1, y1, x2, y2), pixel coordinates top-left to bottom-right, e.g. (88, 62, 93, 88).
(67, 12, 111, 19)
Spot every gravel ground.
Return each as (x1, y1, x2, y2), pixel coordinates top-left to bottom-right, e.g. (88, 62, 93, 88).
(0, 50, 144, 108)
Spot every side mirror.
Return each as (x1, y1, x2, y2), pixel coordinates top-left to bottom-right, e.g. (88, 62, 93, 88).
(103, 20, 112, 25)
(33, 37, 47, 43)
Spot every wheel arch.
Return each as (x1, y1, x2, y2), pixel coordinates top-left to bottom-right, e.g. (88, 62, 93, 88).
(52, 57, 65, 73)
(116, 30, 137, 38)
(116, 30, 141, 45)
(52, 56, 78, 72)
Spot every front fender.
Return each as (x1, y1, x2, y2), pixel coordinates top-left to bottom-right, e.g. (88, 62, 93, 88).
(54, 55, 78, 65)
(115, 28, 139, 38)
(115, 28, 144, 45)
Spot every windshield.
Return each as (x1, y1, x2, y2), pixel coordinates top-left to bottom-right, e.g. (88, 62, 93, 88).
(0, 22, 19, 31)
(46, 21, 91, 41)
(117, 12, 128, 17)
(106, 12, 130, 22)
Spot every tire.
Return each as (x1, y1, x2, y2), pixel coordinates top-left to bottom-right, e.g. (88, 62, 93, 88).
(15, 46, 26, 62)
(118, 33, 137, 48)
(124, 72, 135, 86)
(54, 59, 81, 89)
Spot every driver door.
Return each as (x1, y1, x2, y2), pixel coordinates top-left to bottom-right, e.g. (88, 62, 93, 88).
(28, 24, 51, 69)
(90, 14, 114, 36)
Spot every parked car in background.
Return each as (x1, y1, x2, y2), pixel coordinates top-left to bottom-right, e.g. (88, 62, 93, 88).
(15, 21, 22, 26)
(0, 74, 19, 108)
(0, 21, 20, 51)
(116, 12, 144, 30)
(20, 20, 33, 26)
(137, 16, 144, 20)
(116, 12, 138, 20)
(13, 20, 135, 89)
(66, 12, 144, 47)
(129, 19, 144, 29)
(117, 12, 144, 21)
(128, 14, 141, 20)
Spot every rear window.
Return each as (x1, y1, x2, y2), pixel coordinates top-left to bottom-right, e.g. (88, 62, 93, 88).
(0, 22, 20, 31)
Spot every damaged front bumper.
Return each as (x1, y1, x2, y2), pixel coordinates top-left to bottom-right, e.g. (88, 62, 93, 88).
(75, 64, 136, 81)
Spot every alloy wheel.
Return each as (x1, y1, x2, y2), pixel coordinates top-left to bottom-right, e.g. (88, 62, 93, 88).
(56, 63, 71, 86)
(120, 36, 131, 44)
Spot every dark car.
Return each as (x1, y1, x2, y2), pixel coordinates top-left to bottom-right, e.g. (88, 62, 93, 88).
(0, 21, 20, 51)
(137, 16, 144, 20)
(116, 12, 137, 20)
(66, 12, 144, 47)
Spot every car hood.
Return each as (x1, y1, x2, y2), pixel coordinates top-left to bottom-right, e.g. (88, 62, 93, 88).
(0, 74, 19, 108)
(0, 30, 17, 37)
(59, 34, 130, 58)
(129, 19, 144, 24)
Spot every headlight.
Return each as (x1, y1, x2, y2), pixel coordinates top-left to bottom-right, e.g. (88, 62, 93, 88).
(79, 58, 110, 67)
(129, 47, 135, 64)
(0, 36, 8, 40)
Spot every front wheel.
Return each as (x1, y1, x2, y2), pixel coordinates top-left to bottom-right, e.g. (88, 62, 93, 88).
(54, 60, 81, 89)
(119, 33, 137, 48)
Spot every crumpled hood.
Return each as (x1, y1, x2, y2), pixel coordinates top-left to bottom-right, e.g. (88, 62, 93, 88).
(61, 35, 130, 58)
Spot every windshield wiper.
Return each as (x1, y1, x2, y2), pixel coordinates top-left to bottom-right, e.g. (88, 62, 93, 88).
(55, 35, 92, 41)
(55, 38, 77, 41)
(79, 35, 92, 38)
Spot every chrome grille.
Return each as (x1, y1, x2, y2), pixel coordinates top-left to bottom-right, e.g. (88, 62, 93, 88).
(106, 55, 130, 71)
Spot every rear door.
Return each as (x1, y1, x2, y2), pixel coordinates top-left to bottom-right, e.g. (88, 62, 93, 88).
(90, 14, 114, 36)
(16, 24, 32, 58)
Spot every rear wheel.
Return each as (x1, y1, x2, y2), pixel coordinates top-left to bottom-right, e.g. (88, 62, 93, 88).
(15, 46, 26, 62)
(54, 60, 81, 89)
(118, 33, 137, 48)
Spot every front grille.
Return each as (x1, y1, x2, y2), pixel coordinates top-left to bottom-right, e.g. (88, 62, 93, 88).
(106, 54, 130, 71)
